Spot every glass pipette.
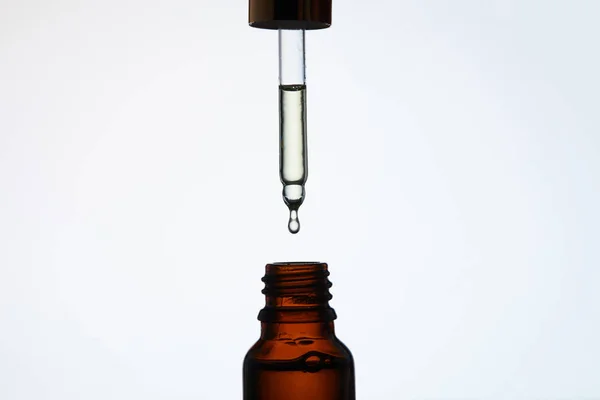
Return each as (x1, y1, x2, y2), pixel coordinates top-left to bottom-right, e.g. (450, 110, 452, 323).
(279, 29, 307, 234)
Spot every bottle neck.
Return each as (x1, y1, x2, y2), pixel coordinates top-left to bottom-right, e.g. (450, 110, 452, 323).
(260, 321, 335, 340)
(257, 262, 337, 326)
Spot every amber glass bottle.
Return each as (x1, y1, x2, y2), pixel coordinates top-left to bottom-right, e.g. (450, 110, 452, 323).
(243, 262, 355, 400)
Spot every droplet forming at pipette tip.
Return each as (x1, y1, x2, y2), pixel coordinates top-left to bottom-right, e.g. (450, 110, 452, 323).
(288, 209, 300, 234)
(283, 184, 304, 235)
(282, 183, 305, 234)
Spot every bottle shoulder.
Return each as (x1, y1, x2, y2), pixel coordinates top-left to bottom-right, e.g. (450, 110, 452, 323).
(332, 335, 354, 363)
(244, 334, 353, 363)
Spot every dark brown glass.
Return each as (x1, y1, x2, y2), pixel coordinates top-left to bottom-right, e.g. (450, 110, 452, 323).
(243, 262, 355, 400)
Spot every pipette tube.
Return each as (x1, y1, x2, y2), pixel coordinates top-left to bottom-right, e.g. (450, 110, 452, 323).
(278, 30, 307, 233)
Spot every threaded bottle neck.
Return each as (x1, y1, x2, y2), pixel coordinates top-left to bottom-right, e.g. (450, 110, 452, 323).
(258, 262, 337, 323)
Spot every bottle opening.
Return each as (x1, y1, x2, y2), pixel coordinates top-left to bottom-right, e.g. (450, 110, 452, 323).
(264, 262, 329, 283)
(270, 261, 322, 266)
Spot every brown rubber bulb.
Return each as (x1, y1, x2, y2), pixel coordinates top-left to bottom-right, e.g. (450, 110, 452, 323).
(249, 0, 332, 30)
(243, 262, 355, 400)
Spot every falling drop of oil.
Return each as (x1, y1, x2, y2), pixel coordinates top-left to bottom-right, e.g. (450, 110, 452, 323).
(288, 209, 300, 234)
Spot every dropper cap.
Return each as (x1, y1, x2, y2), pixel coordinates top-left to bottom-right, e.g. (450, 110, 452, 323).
(249, 0, 332, 30)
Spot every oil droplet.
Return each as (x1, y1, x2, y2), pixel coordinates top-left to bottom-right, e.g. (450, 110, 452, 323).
(288, 209, 300, 234)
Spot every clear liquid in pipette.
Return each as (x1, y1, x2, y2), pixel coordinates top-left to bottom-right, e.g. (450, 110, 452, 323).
(280, 84, 307, 234)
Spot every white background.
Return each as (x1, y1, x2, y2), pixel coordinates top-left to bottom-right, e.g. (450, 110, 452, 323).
(1, 0, 599, 399)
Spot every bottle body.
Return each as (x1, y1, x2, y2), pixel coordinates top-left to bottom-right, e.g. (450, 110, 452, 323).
(243, 263, 355, 400)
